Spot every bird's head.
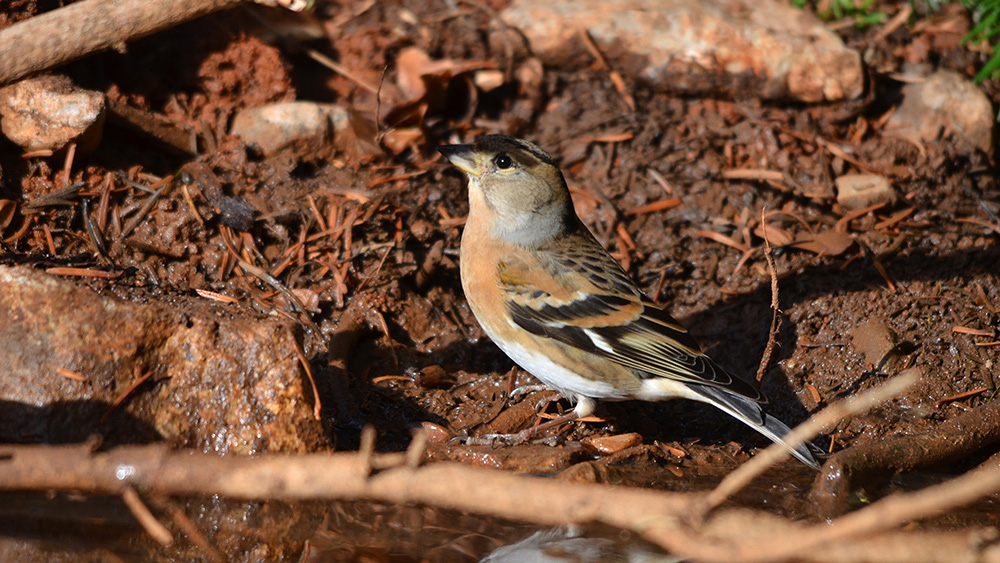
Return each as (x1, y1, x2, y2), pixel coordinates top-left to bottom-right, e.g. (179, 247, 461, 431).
(438, 135, 574, 247)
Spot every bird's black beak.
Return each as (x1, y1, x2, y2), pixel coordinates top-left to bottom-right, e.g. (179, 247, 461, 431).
(437, 143, 481, 177)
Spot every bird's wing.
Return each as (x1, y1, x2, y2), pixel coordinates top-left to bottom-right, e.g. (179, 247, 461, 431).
(498, 233, 765, 403)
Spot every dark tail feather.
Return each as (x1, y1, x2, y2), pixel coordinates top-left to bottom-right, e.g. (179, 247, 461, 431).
(690, 384, 823, 470)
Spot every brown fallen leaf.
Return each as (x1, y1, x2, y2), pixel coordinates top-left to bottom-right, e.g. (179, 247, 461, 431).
(581, 432, 643, 455)
(851, 320, 909, 371)
(0, 199, 16, 232)
(754, 223, 794, 247)
(793, 229, 855, 255)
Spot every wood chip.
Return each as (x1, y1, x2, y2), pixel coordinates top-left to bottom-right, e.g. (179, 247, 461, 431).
(46, 267, 122, 279)
(722, 168, 784, 182)
(582, 432, 642, 455)
(952, 326, 993, 337)
(934, 387, 988, 407)
(591, 132, 634, 143)
(656, 442, 688, 458)
(194, 288, 239, 303)
(626, 197, 682, 216)
(804, 382, 822, 404)
(874, 207, 916, 230)
(55, 367, 87, 382)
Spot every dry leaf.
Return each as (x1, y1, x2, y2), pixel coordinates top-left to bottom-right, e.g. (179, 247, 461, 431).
(582, 432, 642, 455)
(793, 229, 855, 255)
(0, 199, 16, 232)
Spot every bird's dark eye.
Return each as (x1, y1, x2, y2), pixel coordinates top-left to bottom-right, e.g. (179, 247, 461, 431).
(494, 154, 513, 169)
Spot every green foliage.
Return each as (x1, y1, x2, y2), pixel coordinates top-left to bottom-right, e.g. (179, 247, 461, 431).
(794, 0, 1000, 82)
(962, 0, 1000, 81)
(792, 0, 888, 27)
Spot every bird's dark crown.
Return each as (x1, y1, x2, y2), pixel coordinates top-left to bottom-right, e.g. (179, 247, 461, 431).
(474, 135, 557, 167)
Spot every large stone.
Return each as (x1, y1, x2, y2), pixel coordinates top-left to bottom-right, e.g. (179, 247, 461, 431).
(0, 266, 325, 453)
(500, 0, 863, 102)
(231, 101, 350, 156)
(886, 70, 994, 154)
(0, 75, 106, 153)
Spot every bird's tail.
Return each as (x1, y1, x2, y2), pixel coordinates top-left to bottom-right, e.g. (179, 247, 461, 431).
(689, 384, 823, 469)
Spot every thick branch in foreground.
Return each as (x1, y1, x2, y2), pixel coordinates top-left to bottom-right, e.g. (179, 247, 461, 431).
(0, 0, 244, 86)
(3, 443, 1000, 563)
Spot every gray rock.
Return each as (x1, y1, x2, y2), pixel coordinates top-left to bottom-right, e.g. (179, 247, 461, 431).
(0, 75, 106, 153)
(886, 70, 994, 154)
(500, 0, 863, 102)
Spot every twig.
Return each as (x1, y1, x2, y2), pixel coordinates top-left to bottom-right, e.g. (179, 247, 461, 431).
(577, 27, 635, 111)
(756, 212, 781, 382)
(45, 267, 122, 279)
(162, 502, 226, 563)
(0, 0, 244, 86)
(303, 48, 379, 94)
(291, 334, 322, 420)
(375, 64, 388, 143)
(101, 370, 155, 423)
(2, 442, 1000, 563)
(700, 368, 920, 512)
(122, 175, 174, 237)
(354, 243, 393, 291)
(122, 485, 173, 546)
(219, 227, 321, 334)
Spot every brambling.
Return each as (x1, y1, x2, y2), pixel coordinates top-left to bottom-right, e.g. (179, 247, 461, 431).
(438, 134, 820, 469)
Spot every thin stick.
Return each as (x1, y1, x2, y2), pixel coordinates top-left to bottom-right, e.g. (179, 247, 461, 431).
(756, 211, 781, 382)
(700, 368, 920, 512)
(101, 370, 154, 423)
(303, 48, 379, 94)
(122, 485, 173, 546)
(2, 442, 1000, 563)
(0, 0, 244, 86)
(291, 335, 322, 420)
(163, 503, 225, 563)
(122, 175, 173, 237)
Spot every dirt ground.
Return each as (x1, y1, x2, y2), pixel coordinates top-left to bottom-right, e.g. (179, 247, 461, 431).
(1, 0, 999, 561)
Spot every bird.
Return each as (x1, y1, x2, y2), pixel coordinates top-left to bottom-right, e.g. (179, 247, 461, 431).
(437, 134, 821, 469)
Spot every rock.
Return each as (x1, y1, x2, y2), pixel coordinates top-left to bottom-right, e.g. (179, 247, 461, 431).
(0, 75, 106, 153)
(886, 70, 994, 154)
(500, 0, 863, 102)
(230, 101, 350, 156)
(0, 266, 325, 453)
(835, 173, 897, 210)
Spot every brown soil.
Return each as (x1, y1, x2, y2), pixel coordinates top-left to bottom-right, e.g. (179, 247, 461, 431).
(0, 1, 998, 561)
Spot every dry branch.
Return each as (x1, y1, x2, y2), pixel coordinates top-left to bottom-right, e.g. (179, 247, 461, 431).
(3, 442, 1000, 563)
(0, 0, 244, 86)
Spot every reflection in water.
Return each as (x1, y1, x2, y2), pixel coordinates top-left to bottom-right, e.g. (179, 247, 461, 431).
(480, 528, 683, 563)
